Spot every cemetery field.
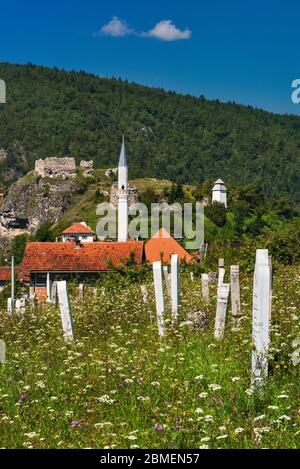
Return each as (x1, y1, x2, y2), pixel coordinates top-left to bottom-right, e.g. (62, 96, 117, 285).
(0, 265, 299, 449)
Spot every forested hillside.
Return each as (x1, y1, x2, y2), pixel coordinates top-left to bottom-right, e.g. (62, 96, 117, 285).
(0, 62, 300, 203)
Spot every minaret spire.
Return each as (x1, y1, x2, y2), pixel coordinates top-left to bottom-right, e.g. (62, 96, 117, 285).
(118, 135, 128, 190)
(118, 134, 127, 167)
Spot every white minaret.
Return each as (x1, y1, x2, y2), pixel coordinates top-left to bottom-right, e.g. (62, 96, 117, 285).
(212, 179, 227, 208)
(117, 135, 128, 242)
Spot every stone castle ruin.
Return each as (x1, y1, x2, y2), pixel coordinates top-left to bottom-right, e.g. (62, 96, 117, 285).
(35, 157, 94, 179)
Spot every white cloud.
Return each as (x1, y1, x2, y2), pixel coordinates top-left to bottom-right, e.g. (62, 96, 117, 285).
(100, 16, 133, 37)
(143, 20, 191, 41)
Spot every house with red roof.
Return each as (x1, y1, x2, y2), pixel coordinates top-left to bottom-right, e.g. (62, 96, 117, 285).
(62, 222, 96, 243)
(22, 239, 144, 302)
(145, 228, 193, 265)
(0, 266, 28, 292)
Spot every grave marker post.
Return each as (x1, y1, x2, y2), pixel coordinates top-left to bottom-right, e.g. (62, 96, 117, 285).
(218, 258, 225, 286)
(163, 266, 171, 297)
(57, 281, 74, 341)
(230, 265, 241, 327)
(268, 255, 273, 321)
(50, 281, 57, 304)
(46, 273, 51, 303)
(153, 261, 166, 337)
(0, 339, 6, 364)
(214, 283, 230, 339)
(251, 249, 271, 386)
(79, 283, 84, 299)
(201, 273, 209, 302)
(141, 285, 148, 304)
(7, 298, 13, 317)
(171, 254, 180, 324)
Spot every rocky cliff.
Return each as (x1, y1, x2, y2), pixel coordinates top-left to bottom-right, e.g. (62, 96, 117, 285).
(0, 171, 78, 243)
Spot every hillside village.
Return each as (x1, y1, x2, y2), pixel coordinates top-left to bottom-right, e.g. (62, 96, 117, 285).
(0, 137, 228, 303)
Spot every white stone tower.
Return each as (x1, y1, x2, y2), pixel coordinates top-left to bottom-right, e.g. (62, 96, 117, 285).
(212, 179, 227, 208)
(117, 135, 128, 242)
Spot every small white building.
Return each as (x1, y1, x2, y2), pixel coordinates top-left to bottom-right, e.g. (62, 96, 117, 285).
(62, 222, 95, 243)
(212, 179, 227, 208)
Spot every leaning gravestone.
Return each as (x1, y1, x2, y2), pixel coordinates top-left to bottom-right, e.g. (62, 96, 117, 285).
(163, 266, 171, 297)
(252, 249, 271, 386)
(230, 265, 241, 326)
(0, 339, 6, 364)
(153, 261, 166, 337)
(201, 273, 209, 302)
(171, 254, 180, 323)
(57, 281, 74, 341)
(214, 283, 231, 340)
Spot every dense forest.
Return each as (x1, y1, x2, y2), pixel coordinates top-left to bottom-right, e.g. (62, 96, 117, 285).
(0, 62, 300, 203)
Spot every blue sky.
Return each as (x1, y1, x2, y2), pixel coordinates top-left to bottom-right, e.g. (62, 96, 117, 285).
(1, 0, 300, 115)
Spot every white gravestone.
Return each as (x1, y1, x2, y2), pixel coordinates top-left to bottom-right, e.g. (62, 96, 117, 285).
(46, 273, 51, 303)
(153, 261, 166, 337)
(7, 298, 13, 317)
(218, 258, 225, 286)
(190, 272, 194, 282)
(201, 273, 209, 302)
(57, 281, 74, 341)
(141, 285, 148, 304)
(214, 283, 231, 340)
(79, 283, 84, 298)
(15, 298, 26, 314)
(268, 255, 272, 321)
(230, 265, 241, 326)
(171, 254, 180, 323)
(51, 281, 58, 304)
(0, 339, 6, 364)
(252, 249, 271, 385)
(163, 266, 171, 297)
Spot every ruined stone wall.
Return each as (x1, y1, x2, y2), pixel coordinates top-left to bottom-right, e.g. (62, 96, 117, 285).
(35, 157, 77, 179)
(79, 160, 94, 177)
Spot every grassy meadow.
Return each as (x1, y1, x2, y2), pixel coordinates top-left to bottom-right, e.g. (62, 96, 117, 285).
(0, 265, 299, 449)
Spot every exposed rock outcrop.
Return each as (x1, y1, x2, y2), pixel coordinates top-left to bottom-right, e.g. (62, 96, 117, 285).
(0, 171, 77, 240)
(105, 168, 118, 178)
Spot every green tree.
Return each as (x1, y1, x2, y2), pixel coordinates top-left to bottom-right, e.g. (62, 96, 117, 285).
(34, 222, 55, 242)
(205, 202, 227, 227)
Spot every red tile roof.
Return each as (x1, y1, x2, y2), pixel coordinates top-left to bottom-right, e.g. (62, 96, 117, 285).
(0, 267, 11, 281)
(0, 266, 27, 281)
(63, 223, 95, 234)
(145, 228, 192, 265)
(22, 241, 144, 272)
